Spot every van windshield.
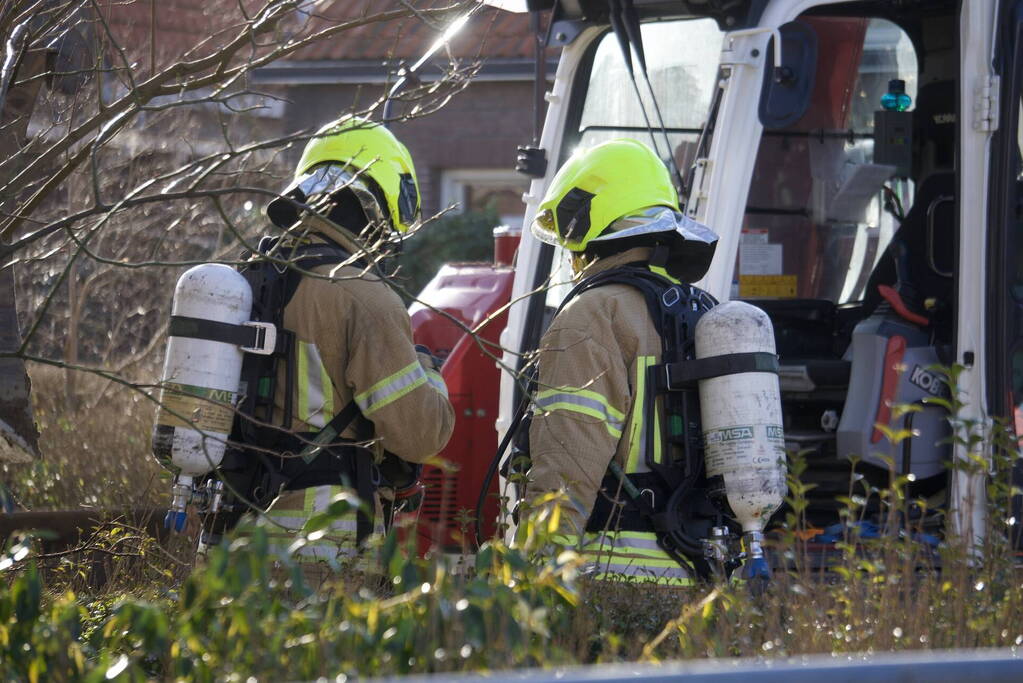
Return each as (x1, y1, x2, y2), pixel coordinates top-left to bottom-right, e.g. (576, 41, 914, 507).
(575, 18, 725, 166)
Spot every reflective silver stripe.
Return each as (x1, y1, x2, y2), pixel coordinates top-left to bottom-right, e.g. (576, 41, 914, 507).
(314, 485, 333, 512)
(584, 552, 694, 580)
(534, 392, 625, 435)
(426, 369, 448, 397)
(355, 361, 428, 415)
(263, 514, 360, 535)
(291, 545, 357, 560)
(582, 532, 664, 553)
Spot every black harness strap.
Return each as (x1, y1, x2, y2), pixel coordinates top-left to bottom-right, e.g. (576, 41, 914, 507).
(605, 461, 712, 577)
(169, 316, 278, 351)
(546, 265, 716, 575)
(292, 399, 379, 545)
(660, 352, 779, 389)
(296, 401, 363, 464)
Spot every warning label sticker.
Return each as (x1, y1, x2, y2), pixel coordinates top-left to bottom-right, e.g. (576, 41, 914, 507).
(703, 424, 786, 472)
(739, 274, 797, 298)
(705, 425, 755, 444)
(156, 382, 236, 434)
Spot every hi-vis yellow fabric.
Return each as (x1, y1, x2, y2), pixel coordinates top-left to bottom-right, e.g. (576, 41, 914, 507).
(528, 247, 693, 584)
(235, 225, 453, 567)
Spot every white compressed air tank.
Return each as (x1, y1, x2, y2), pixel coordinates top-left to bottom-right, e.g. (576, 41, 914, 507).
(694, 301, 786, 534)
(152, 264, 252, 479)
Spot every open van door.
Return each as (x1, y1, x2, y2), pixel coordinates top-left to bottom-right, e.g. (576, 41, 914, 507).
(987, 0, 1023, 548)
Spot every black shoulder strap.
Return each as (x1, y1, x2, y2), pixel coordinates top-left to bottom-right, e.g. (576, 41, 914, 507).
(270, 241, 357, 311)
(292, 399, 377, 545)
(554, 265, 674, 335)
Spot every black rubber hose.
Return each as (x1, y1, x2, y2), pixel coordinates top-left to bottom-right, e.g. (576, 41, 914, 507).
(474, 397, 530, 548)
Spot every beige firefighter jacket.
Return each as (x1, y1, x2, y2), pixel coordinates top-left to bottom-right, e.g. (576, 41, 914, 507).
(527, 247, 694, 583)
(240, 216, 453, 577)
(271, 217, 454, 460)
(529, 247, 659, 527)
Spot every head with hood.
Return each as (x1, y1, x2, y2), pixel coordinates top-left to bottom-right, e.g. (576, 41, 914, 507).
(266, 115, 421, 245)
(531, 138, 718, 282)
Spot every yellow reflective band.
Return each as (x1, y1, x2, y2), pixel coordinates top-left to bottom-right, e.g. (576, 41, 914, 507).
(592, 571, 695, 586)
(297, 342, 310, 423)
(581, 530, 696, 568)
(355, 361, 428, 416)
(585, 552, 687, 568)
(535, 400, 625, 432)
(652, 393, 663, 465)
(582, 542, 684, 562)
(626, 356, 655, 472)
(535, 387, 626, 437)
(426, 368, 448, 397)
(587, 554, 695, 581)
(648, 265, 681, 284)
(296, 342, 334, 428)
(582, 531, 663, 552)
(536, 387, 626, 422)
(552, 533, 577, 547)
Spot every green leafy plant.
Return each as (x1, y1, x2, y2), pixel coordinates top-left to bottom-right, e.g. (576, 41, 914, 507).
(5, 364, 1023, 679)
(393, 209, 500, 301)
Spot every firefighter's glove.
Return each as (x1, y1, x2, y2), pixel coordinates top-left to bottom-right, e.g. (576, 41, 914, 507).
(378, 453, 424, 513)
(379, 452, 419, 488)
(414, 344, 444, 370)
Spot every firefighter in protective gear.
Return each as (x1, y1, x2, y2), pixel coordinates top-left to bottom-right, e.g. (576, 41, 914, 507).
(527, 138, 718, 585)
(238, 116, 454, 579)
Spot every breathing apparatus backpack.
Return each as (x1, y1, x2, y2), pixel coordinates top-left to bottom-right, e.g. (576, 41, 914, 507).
(154, 236, 419, 545)
(480, 265, 784, 580)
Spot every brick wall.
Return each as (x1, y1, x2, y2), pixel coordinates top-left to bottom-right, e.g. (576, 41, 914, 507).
(279, 80, 542, 216)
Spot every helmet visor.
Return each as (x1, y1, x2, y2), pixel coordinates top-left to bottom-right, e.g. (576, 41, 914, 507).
(530, 208, 561, 246)
(589, 207, 719, 246)
(295, 164, 387, 225)
(267, 163, 387, 229)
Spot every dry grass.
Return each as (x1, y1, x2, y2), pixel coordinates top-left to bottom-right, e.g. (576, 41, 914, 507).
(3, 364, 168, 511)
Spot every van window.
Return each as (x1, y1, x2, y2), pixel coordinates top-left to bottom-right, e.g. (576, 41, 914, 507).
(739, 18, 918, 303)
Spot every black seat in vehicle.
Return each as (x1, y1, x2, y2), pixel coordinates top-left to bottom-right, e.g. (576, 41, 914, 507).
(861, 171, 956, 329)
(862, 79, 957, 332)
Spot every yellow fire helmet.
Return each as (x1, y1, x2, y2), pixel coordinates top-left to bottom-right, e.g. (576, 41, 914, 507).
(531, 138, 680, 252)
(532, 138, 718, 281)
(266, 115, 420, 233)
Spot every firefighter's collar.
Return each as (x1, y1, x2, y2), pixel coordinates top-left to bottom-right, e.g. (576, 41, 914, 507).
(577, 247, 655, 279)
